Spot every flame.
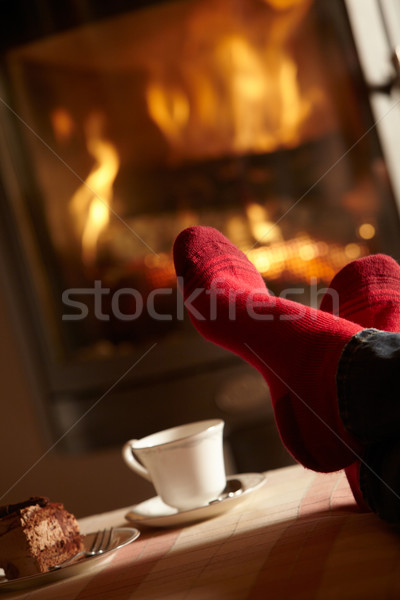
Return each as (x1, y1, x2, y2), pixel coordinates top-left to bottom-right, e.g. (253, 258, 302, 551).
(146, 82, 190, 147)
(245, 234, 367, 283)
(245, 202, 283, 244)
(69, 113, 119, 266)
(144, 0, 330, 162)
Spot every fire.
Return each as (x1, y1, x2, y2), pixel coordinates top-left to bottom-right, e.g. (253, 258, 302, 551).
(69, 113, 119, 266)
(245, 202, 283, 244)
(145, 0, 330, 162)
(246, 234, 367, 283)
(146, 82, 190, 148)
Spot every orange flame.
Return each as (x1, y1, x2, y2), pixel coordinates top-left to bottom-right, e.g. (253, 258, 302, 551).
(145, 0, 327, 162)
(69, 113, 119, 266)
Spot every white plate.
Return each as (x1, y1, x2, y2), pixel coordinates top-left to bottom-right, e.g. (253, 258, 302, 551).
(0, 527, 140, 592)
(125, 473, 266, 528)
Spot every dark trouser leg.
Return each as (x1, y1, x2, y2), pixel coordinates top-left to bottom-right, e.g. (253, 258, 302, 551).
(338, 329, 400, 444)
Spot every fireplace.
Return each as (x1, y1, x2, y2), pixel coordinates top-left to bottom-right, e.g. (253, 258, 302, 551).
(1, 0, 400, 471)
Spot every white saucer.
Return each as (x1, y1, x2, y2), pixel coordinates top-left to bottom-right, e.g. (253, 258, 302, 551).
(0, 527, 140, 592)
(125, 473, 266, 528)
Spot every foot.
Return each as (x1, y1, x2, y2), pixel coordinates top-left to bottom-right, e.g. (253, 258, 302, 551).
(174, 226, 363, 472)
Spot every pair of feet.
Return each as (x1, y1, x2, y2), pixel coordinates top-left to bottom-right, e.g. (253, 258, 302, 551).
(173, 226, 400, 512)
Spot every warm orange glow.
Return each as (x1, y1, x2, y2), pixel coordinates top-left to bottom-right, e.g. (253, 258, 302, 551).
(51, 108, 75, 143)
(345, 243, 362, 260)
(358, 223, 376, 240)
(69, 113, 119, 266)
(262, 0, 311, 10)
(245, 202, 283, 244)
(144, 0, 333, 162)
(246, 234, 367, 283)
(146, 82, 190, 147)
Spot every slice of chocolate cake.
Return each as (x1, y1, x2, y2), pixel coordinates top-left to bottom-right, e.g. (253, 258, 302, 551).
(0, 496, 83, 579)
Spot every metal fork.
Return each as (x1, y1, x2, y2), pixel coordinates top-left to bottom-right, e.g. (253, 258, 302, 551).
(51, 528, 114, 570)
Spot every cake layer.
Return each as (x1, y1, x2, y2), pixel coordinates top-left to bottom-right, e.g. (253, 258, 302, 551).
(0, 497, 83, 579)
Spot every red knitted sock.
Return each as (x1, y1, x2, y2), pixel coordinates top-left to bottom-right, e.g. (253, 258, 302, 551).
(320, 253, 400, 330)
(174, 226, 363, 472)
(320, 253, 400, 509)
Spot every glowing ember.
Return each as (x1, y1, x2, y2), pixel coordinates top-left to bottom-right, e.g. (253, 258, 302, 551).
(246, 234, 368, 283)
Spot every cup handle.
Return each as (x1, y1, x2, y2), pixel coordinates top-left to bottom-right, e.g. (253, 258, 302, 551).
(122, 440, 152, 482)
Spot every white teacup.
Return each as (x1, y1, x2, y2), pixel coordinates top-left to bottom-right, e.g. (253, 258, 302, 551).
(122, 419, 226, 511)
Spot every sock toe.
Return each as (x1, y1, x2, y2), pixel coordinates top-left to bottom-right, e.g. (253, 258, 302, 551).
(329, 254, 400, 292)
(173, 226, 266, 292)
(173, 226, 214, 278)
(321, 254, 400, 313)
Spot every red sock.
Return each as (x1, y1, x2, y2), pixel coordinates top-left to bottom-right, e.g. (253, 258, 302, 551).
(320, 253, 400, 330)
(320, 253, 400, 509)
(174, 226, 363, 472)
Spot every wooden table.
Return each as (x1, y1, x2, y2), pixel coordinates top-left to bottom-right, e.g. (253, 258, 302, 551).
(4, 465, 400, 599)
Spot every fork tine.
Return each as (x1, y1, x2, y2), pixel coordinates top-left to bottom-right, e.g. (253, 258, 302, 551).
(102, 528, 114, 553)
(92, 528, 114, 555)
(51, 528, 114, 570)
(91, 529, 106, 553)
